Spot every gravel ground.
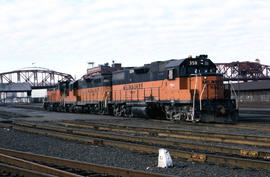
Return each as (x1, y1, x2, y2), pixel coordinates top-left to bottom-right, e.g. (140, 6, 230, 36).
(0, 128, 269, 177)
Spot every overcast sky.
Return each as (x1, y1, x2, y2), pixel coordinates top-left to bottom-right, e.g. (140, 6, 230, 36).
(0, 0, 269, 78)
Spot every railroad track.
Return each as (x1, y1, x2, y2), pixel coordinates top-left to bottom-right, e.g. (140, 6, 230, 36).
(57, 120, 270, 147)
(0, 148, 171, 177)
(0, 121, 270, 172)
(53, 121, 270, 160)
(151, 119, 270, 131)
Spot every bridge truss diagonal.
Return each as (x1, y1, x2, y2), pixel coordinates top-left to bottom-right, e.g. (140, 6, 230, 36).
(0, 68, 74, 89)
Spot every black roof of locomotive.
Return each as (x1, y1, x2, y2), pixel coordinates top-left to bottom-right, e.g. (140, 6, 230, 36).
(165, 59, 185, 68)
(165, 55, 215, 69)
(112, 55, 216, 76)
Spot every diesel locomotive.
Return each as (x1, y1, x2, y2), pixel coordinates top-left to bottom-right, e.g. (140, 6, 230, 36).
(44, 55, 238, 123)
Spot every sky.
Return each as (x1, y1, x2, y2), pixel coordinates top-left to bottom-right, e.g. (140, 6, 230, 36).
(0, 0, 269, 78)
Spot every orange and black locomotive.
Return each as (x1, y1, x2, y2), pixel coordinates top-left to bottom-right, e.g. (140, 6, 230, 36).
(44, 55, 238, 123)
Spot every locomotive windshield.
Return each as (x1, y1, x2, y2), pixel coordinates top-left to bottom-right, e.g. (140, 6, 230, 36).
(186, 65, 216, 75)
(179, 58, 217, 76)
(166, 55, 217, 77)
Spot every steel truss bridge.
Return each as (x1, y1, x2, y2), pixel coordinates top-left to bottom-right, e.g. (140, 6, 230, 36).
(0, 67, 74, 89)
(216, 61, 270, 81)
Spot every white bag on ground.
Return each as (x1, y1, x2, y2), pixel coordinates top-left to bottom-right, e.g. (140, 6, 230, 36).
(157, 148, 173, 168)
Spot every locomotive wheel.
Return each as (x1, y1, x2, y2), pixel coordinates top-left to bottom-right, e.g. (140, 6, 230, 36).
(48, 104, 53, 111)
(165, 106, 173, 120)
(230, 111, 239, 124)
(91, 106, 96, 114)
(88, 106, 94, 114)
(82, 106, 87, 113)
(93, 105, 99, 114)
(120, 105, 127, 117)
(126, 106, 133, 118)
(98, 108, 105, 115)
(113, 105, 120, 117)
(164, 105, 183, 120)
(64, 106, 69, 112)
(43, 104, 48, 110)
(59, 106, 64, 112)
(56, 106, 60, 112)
(113, 106, 117, 116)
(70, 106, 76, 113)
(128, 111, 134, 118)
(113, 105, 127, 117)
(165, 111, 172, 120)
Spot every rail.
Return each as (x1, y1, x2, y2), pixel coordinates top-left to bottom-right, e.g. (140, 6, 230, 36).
(0, 121, 270, 171)
(56, 121, 270, 147)
(52, 121, 270, 160)
(0, 148, 173, 177)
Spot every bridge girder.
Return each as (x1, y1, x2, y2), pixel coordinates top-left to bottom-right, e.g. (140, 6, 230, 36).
(0, 68, 73, 89)
(216, 61, 270, 81)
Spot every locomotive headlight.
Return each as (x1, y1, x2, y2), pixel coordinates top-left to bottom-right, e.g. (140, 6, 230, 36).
(203, 76, 207, 84)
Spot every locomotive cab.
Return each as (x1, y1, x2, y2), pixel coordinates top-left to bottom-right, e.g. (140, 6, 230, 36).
(164, 55, 238, 123)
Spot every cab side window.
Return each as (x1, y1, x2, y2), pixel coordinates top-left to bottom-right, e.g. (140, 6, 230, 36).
(168, 69, 175, 80)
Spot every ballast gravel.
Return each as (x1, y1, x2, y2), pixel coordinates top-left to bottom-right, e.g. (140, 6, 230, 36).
(0, 128, 269, 177)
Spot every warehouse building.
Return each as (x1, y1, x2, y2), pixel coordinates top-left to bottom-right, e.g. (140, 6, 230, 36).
(231, 80, 270, 107)
(0, 83, 32, 103)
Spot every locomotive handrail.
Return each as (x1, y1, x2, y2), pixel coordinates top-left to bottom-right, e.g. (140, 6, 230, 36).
(230, 83, 239, 109)
(112, 87, 161, 102)
(200, 84, 207, 110)
(191, 74, 198, 121)
(104, 91, 109, 108)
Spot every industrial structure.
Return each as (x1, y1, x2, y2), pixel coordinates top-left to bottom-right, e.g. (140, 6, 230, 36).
(215, 60, 270, 106)
(0, 67, 73, 103)
(0, 83, 32, 103)
(0, 67, 73, 89)
(231, 80, 270, 106)
(216, 60, 270, 81)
